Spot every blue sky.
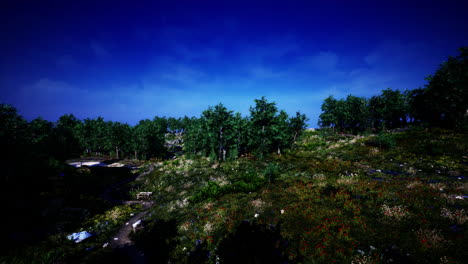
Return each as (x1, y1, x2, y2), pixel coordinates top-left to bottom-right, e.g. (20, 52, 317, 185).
(1, 0, 467, 127)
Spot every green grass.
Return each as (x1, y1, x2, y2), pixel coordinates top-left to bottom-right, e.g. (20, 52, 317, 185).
(4, 129, 468, 263)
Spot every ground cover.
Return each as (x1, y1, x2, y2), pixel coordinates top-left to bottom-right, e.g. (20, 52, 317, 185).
(2, 128, 466, 263)
(125, 128, 467, 263)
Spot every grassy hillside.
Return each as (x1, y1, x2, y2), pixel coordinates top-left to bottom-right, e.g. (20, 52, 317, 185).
(129, 128, 468, 263)
(2, 128, 467, 263)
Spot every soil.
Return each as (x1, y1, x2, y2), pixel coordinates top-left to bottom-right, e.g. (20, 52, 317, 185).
(102, 164, 155, 264)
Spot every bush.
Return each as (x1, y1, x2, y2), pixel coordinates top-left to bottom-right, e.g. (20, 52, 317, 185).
(263, 163, 280, 183)
(365, 133, 396, 149)
(190, 181, 223, 202)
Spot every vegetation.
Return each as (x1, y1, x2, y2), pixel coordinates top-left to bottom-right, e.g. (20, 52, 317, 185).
(319, 47, 468, 133)
(1, 47, 467, 263)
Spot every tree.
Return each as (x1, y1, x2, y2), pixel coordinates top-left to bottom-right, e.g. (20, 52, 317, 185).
(28, 117, 54, 157)
(248, 97, 278, 156)
(183, 117, 207, 157)
(202, 104, 235, 160)
(0, 104, 28, 182)
(231, 113, 248, 159)
(368, 95, 384, 130)
(419, 47, 468, 128)
(271, 110, 291, 155)
(344, 95, 369, 133)
(109, 121, 131, 159)
(289, 111, 308, 147)
(318, 96, 338, 132)
(55, 114, 82, 160)
(379, 88, 407, 129)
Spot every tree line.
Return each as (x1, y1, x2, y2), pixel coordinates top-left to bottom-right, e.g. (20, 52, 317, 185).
(184, 97, 307, 160)
(1, 97, 306, 164)
(318, 47, 468, 133)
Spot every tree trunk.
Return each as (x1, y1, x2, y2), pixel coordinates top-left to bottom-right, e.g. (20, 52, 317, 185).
(291, 131, 298, 148)
(277, 146, 281, 155)
(218, 127, 223, 160)
(116, 146, 119, 159)
(134, 151, 137, 160)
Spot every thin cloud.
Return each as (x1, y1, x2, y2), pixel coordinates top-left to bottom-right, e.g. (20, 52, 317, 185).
(305, 51, 339, 70)
(90, 41, 111, 58)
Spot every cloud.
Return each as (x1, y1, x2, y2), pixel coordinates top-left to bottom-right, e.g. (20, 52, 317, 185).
(306, 51, 339, 70)
(90, 41, 111, 58)
(14, 38, 437, 128)
(56, 55, 79, 69)
(248, 66, 285, 79)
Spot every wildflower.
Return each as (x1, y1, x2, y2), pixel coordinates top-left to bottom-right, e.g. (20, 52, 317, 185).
(203, 222, 213, 233)
(251, 198, 265, 209)
(381, 204, 409, 220)
(281, 209, 285, 214)
(351, 255, 374, 264)
(441, 208, 468, 225)
(254, 213, 259, 218)
(415, 228, 446, 249)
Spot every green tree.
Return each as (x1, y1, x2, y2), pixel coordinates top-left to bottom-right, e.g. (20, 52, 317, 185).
(344, 95, 369, 133)
(54, 114, 82, 159)
(248, 97, 278, 156)
(183, 117, 207, 157)
(231, 113, 248, 159)
(109, 121, 131, 159)
(28, 117, 55, 159)
(368, 95, 385, 130)
(271, 110, 291, 155)
(0, 104, 28, 182)
(379, 88, 407, 129)
(202, 104, 235, 160)
(289, 111, 308, 147)
(420, 47, 468, 128)
(318, 96, 338, 132)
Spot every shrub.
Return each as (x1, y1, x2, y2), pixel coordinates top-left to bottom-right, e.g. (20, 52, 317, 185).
(190, 181, 223, 203)
(263, 162, 280, 183)
(365, 133, 396, 149)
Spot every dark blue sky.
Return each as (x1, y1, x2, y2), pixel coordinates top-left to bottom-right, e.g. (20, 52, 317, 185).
(1, 0, 467, 127)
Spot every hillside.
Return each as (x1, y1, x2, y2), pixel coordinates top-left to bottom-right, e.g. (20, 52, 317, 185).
(3, 128, 466, 263)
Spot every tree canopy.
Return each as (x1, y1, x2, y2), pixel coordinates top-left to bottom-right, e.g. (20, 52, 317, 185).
(318, 47, 468, 132)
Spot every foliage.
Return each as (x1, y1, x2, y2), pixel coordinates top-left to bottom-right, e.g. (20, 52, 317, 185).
(184, 97, 307, 160)
(318, 47, 468, 132)
(365, 133, 397, 149)
(417, 47, 468, 129)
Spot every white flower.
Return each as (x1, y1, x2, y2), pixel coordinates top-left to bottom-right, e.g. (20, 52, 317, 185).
(280, 209, 285, 214)
(254, 213, 259, 218)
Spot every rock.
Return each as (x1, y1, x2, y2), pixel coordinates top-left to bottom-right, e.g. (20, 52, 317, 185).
(67, 231, 92, 243)
(137, 192, 153, 199)
(132, 220, 142, 230)
(107, 162, 125, 167)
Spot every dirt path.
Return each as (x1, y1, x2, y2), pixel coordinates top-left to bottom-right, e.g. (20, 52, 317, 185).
(107, 201, 152, 264)
(103, 165, 155, 263)
(99, 164, 154, 205)
(110, 201, 152, 247)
